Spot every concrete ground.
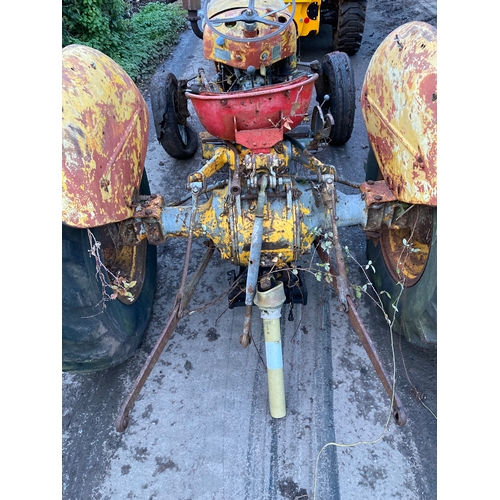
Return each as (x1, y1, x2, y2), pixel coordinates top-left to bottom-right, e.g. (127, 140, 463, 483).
(62, 1, 438, 499)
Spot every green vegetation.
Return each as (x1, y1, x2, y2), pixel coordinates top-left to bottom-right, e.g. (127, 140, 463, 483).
(62, 0, 187, 81)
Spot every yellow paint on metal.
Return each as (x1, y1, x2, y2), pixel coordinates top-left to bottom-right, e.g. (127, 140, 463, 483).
(204, 0, 296, 69)
(62, 45, 149, 228)
(171, 189, 309, 266)
(202, 141, 291, 174)
(380, 224, 431, 286)
(230, 194, 310, 266)
(201, 136, 219, 160)
(189, 148, 234, 186)
(361, 22, 437, 206)
(171, 135, 325, 266)
(284, 0, 321, 37)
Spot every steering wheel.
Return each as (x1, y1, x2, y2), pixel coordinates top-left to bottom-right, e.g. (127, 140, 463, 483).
(203, 0, 296, 43)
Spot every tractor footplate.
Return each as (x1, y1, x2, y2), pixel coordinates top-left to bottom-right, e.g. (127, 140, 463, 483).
(227, 267, 308, 309)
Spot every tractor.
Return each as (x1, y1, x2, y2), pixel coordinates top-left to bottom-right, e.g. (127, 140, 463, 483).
(62, 0, 436, 431)
(185, 0, 368, 54)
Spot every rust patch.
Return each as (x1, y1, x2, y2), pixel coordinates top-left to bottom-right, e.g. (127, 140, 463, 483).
(62, 45, 149, 228)
(360, 180, 397, 206)
(361, 22, 437, 206)
(203, 4, 296, 70)
(134, 195, 164, 220)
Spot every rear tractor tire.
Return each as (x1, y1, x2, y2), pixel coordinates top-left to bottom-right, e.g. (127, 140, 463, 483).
(62, 172, 158, 372)
(364, 147, 437, 348)
(150, 71, 198, 160)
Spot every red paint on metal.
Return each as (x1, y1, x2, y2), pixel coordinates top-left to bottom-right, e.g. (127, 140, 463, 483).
(202, 6, 296, 70)
(234, 118, 284, 153)
(187, 74, 318, 147)
(361, 22, 437, 206)
(62, 45, 149, 228)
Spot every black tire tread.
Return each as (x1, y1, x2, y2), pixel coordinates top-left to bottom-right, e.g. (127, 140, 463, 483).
(62, 173, 157, 372)
(149, 71, 198, 160)
(333, 1, 367, 55)
(321, 51, 355, 145)
(159, 120, 198, 160)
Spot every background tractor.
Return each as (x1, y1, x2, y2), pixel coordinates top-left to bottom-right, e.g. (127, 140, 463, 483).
(62, 0, 436, 430)
(184, 0, 367, 54)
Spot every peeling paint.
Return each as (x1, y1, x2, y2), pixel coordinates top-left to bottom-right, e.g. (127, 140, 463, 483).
(361, 22, 437, 206)
(62, 45, 149, 227)
(203, 1, 296, 69)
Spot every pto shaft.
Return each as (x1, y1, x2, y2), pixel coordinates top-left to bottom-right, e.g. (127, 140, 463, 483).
(254, 280, 287, 418)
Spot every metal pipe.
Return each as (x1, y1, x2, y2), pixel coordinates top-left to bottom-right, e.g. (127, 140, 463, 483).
(226, 141, 242, 197)
(181, 0, 201, 11)
(182, 0, 203, 39)
(240, 175, 268, 347)
(254, 281, 287, 418)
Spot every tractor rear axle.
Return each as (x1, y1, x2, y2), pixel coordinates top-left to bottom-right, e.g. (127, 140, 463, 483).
(114, 138, 409, 430)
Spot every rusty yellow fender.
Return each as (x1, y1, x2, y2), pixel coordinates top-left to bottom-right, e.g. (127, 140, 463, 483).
(361, 21, 437, 206)
(62, 45, 149, 228)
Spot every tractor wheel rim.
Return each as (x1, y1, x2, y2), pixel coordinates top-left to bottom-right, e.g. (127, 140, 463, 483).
(178, 124, 188, 145)
(94, 226, 147, 305)
(379, 213, 433, 287)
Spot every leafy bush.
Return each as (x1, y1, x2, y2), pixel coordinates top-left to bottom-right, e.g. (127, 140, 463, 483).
(62, 0, 187, 81)
(118, 2, 188, 80)
(62, 0, 128, 56)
